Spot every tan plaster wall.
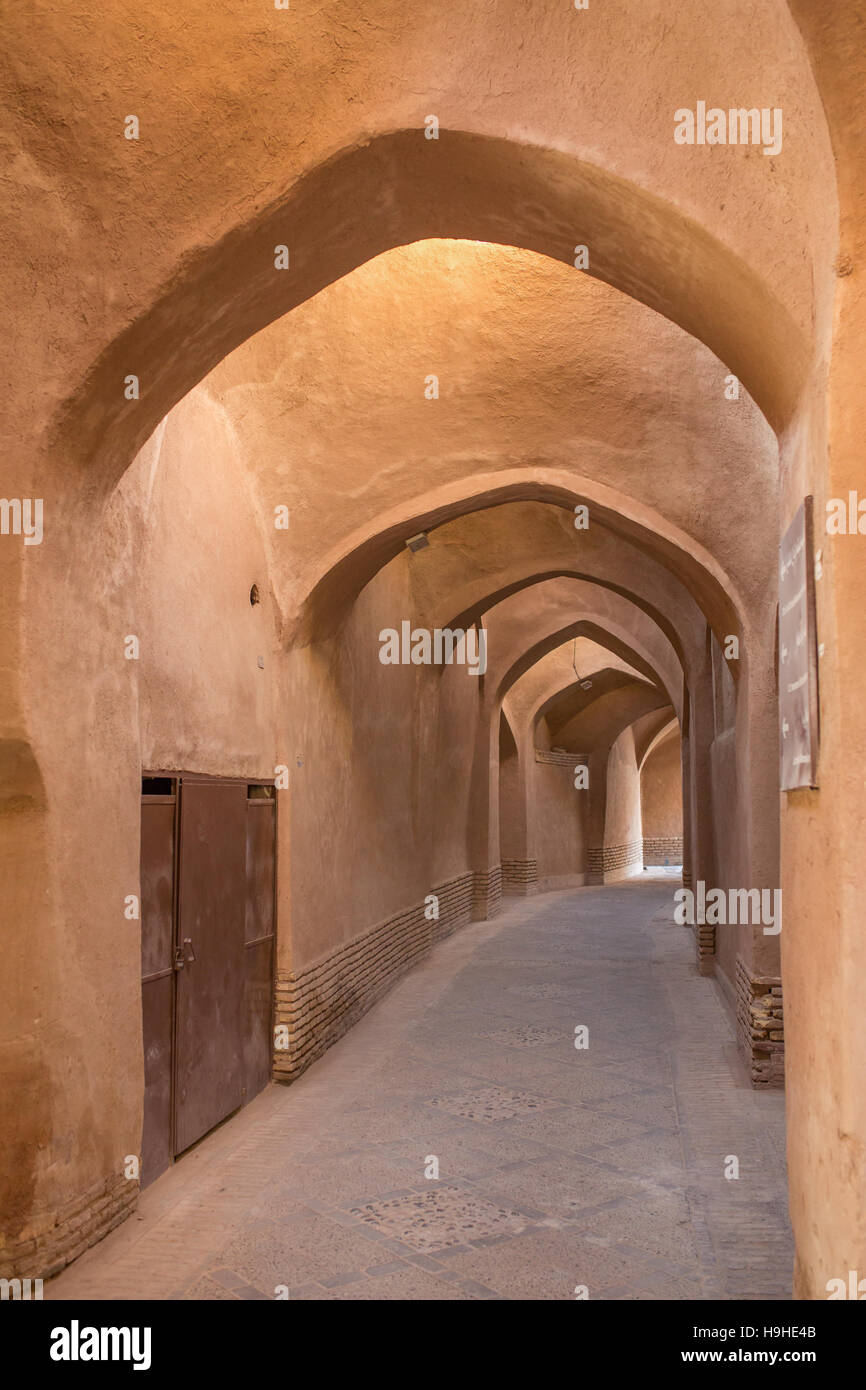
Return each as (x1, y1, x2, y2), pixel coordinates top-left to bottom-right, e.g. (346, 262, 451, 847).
(498, 714, 523, 865)
(118, 392, 279, 778)
(640, 734, 683, 841)
(604, 725, 643, 877)
(780, 0, 865, 1299)
(282, 552, 481, 974)
(533, 720, 587, 890)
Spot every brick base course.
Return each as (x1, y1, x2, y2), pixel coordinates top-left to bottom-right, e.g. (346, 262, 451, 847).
(736, 955, 784, 1087)
(586, 840, 642, 880)
(472, 864, 502, 921)
(642, 835, 683, 865)
(273, 869, 497, 1084)
(0, 1171, 137, 1282)
(695, 921, 716, 975)
(501, 857, 539, 893)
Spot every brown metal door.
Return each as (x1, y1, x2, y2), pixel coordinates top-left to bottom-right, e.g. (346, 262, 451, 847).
(242, 788, 276, 1104)
(140, 784, 177, 1187)
(174, 778, 247, 1154)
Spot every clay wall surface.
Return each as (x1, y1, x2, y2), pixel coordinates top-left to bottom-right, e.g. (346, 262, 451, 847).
(1, 0, 862, 1299)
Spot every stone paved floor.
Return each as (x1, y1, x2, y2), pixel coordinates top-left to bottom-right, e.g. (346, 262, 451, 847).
(49, 877, 792, 1301)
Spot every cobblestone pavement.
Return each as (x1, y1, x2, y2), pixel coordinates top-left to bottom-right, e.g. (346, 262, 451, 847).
(49, 877, 792, 1301)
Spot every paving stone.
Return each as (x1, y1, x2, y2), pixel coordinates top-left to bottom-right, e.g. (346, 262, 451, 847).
(387, 1130, 554, 1178)
(479, 1155, 645, 1221)
(508, 983, 574, 1001)
(427, 1085, 560, 1123)
(442, 1226, 659, 1299)
(479, 1025, 567, 1049)
(268, 1153, 419, 1207)
(574, 1190, 700, 1265)
(499, 1104, 650, 1152)
(326, 1267, 466, 1300)
(213, 1214, 381, 1289)
(350, 1184, 530, 1252)
(181, 1275, 239, 1300)
(583, 1130, 687, 1181)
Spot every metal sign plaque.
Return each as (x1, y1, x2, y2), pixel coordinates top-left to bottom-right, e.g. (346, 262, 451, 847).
(779, 496, 819, 790)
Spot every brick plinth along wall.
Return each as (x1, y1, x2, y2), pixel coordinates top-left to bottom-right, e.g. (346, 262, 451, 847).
(586, 840, 642, 882)
(274, 869, 498, 1084)
(534, 748, 585, 767)
(642, 835, 684, 865)
(472, 864, 502, 921)
(694, 920, 716, 975)
(501, 857, 539, 894)
(735, 956, 785, 1087)
(0, 1171, 137, 1282)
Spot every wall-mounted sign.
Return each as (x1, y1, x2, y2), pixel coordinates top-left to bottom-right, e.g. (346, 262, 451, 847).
(779, 497, 819, 790)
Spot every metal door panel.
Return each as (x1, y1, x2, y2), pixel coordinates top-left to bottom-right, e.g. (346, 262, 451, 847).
(174, 779, 247, 1154)
(245, 796, 275, 944)
(242, 797, 276, 1103)
(140, 797, 175, 1186)
(140, 976, 173, 1186)
(242, 939, 274, 1104)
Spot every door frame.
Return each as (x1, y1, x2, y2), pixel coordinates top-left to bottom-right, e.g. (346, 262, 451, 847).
(140, 769, 278, 1178)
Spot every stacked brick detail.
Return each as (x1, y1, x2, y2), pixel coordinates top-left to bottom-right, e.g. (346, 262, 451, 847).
(274, 871, 486, 1084)
(0, 1172, 137, 1281)
(534, 748, 588, 767)
(695, 920, 715, 974)
(735, 956, 784, 1086)
(472, 864, 502, 920)
(642, 835, 684, 864)
(501, 858, 539, 892)
(586, 841, 642, 876)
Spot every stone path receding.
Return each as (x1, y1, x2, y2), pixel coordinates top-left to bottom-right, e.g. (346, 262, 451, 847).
(49, 878, 792, 1301)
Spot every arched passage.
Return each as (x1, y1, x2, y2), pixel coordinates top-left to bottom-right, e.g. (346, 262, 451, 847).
(51, 128, 812, 505)
(640, 724, 684, 868)
(0, 9, 844, 1290)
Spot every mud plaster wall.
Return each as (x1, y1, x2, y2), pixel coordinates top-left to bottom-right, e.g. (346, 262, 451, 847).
(640, 734, 682, 840)
(782, 0, 865, 1300)
(498, 716, 523, 863)
(532, 720, 586, 889)
(282, 552, 480, 977)
(124, 397, 486, 981)
(603, 724, 643, 878)
(118, 393, 279, 778)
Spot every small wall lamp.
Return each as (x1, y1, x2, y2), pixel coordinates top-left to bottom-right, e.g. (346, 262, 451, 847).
(405, 533, 430, 553)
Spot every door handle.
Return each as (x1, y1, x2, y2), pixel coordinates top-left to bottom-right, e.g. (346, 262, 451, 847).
(183, 937, 197, 963)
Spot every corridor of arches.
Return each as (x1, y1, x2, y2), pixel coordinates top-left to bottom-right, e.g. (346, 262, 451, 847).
(1, 0, 864, 1303)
